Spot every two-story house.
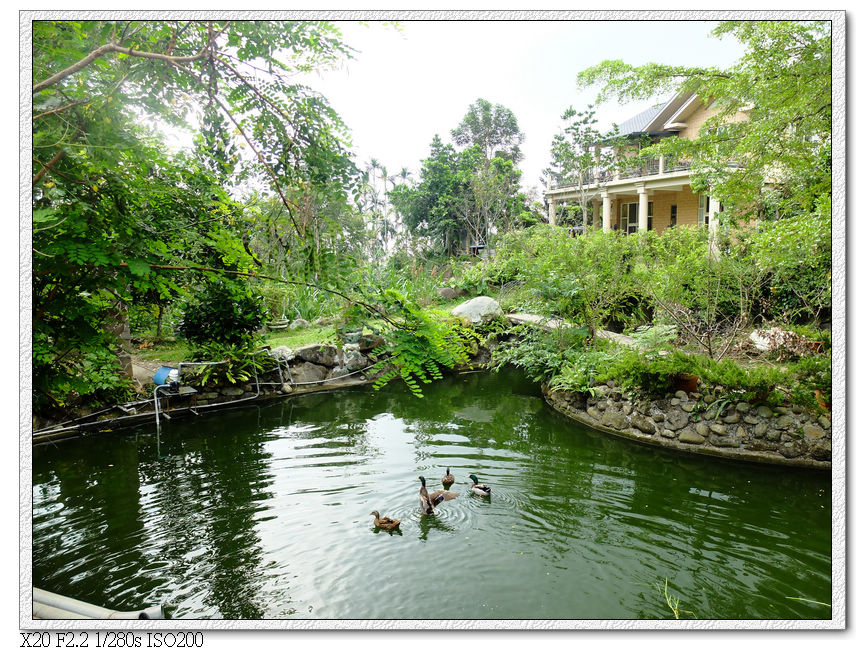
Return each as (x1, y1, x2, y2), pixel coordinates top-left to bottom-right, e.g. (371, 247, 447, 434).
(544, 92, 751, 237)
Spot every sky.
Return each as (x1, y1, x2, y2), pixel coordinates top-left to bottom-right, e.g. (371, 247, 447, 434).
(302, 20, 748, 197)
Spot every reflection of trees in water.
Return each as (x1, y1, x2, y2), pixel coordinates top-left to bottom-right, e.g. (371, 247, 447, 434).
(33, 441, 150, 610)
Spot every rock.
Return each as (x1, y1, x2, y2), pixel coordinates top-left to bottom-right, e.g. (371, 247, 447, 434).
(736, 426, 748, 438)
(220, 386, 245, 397)
(757, 405, 774, 418)
(810, 439, 831, 461)
(358, 334, 386, 352)
(271, 346, 295, 361)
(341, 343, 369, 371)
(665, 410, 689, 430)
(689, 392, 702, 401)
(710, 423, 727, 435)
(652, 412, 666, 423)
(593, 385, 611, 398)
(670, 398, 681, 406)
(747, 440, 778, 452)
(200, 392, 220, 400)
(606, 380, 616, 388)
(695, 423, 710, 437)
(631, 414, 656, 435)
(295, 344, 340, 367)
(328, 366, 351, 380)
(791, 405, 804, 415)
(722, 412, 741, 424)
(600, 409, 629, 431)
(736, 402, 751, 413)
(775, 406, 792, 415)
(291, 361, 329, 385)
(679, 430, 706, 444)
(778, 441, 806, 459)
(766, 429, 781, 441)
(744, 415, 760, 425)
(437, 287, 460, 300)
(314, 317, 332, 327)
(818, 416, 831, 429)
(802, 424, 824, 440)
(681, 402, 695, 412)
(289, 318, 311, 329)
(451, 296, 504, 324)
(622, 402, 633, 416)
(754, 422, 768, 438)
(596, 400, 608, 411)
(704, 395, 716, 405)
(280, 383, 294, 394)
(710, 435, 738, 448)
(776, 415, 795, 429)
(586, 407, 602, 420)
(674, 390, 688, 400)
(661, 429, 677, 439)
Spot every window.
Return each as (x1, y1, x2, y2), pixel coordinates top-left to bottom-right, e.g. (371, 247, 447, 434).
(670, 204, 677, 227)
(698, 194, 711, 226)
(648, 201, 653, 231)
(620, 201, 653, 233)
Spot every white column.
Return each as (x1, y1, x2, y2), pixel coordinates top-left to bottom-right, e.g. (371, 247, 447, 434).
(637, 185, 649, 232)
(708, 196, 721, 257)
(658, 154, 665, 175)
(592, 199, 602, 230)
(601, 192, 611, 232)
(548, 199, 557, 227)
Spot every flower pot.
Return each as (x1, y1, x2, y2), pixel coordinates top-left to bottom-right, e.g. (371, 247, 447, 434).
(674, 373, 699, 393)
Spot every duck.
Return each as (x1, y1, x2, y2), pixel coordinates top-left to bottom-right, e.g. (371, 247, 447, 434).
(370, 510, 401, 531)
(418, 476, 458, 514)
(441, 467, 455, 488)
(469, 474, 491, 497)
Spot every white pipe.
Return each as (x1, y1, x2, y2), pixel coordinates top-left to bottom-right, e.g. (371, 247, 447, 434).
(33, 588, 165, 619)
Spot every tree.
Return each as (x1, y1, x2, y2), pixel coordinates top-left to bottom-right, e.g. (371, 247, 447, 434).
(575, 20, 830, 219)
(549, 105, 621, 227)
(31, 20, 358, 411)
(451, 98, 525, 163)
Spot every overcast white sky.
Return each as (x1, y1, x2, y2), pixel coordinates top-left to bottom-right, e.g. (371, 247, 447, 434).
(303, 20, 748, 196)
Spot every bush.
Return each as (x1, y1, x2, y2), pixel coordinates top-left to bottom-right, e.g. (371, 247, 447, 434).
(177, 279, 266, 346)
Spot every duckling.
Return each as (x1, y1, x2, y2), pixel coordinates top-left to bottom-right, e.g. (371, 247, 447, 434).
(370, 510, 401, 531)
(442, 467, 455, 488)
(418, 476, 458, 514)
(469, 474, 491, 497)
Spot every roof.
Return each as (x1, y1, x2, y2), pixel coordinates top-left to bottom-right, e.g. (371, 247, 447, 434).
(615, 92, 696, 136)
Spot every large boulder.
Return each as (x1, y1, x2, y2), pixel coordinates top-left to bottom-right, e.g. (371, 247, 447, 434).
(451, 296, 504, 325)
(295, 344, 340, 367)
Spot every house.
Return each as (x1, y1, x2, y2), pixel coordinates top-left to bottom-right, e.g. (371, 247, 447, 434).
(544, 93, 752, 236)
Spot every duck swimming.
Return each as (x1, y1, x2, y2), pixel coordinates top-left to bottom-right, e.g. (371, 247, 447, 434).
(370, 510, 401, 531)
(418, 475, 458, 514)
(442, 467, 455, 488)
(469, 474, 491, 497)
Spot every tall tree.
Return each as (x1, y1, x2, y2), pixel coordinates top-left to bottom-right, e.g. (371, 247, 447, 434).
(31, 20, 358, 411)
(451, 98, 525, 163)
(575, 20, 831, 219)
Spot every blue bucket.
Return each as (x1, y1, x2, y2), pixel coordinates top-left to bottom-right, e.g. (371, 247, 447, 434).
(153, 366, 177, 385)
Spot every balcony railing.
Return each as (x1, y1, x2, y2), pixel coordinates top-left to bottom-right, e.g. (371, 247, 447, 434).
(549, 157, 695, 190)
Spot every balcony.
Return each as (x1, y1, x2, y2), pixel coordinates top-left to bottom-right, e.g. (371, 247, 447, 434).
(550, 157, 693, 190)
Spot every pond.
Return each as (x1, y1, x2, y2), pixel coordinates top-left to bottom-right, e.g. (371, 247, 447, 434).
(32, 369, 832, 620)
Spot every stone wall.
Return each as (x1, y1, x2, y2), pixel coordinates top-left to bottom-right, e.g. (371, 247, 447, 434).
(544, 381, 830, 469)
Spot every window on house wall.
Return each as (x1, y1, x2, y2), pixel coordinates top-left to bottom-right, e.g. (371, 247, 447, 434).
(670, 204, 677, 227)
(648, 201, 653, 231)
(619, 202, 652, 233)
(698, 194, 710, 226)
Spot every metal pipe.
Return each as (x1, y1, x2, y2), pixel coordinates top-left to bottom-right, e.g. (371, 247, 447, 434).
(33, 588, 166, 620)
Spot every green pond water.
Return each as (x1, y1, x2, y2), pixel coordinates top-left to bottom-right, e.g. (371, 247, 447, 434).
(32, 369, 832, 620)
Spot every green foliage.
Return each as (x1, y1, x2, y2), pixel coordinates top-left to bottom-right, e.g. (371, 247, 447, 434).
(184, 341, 274, 388)
(547, 343, 619, 394)
(490, 324, 591, 384)
(576, 20, 830, 220)
(367, 291, 480, 398)
(451, 98, 525, 162)
(748, 198, 832, 322)
(177, 279, 266, 347)
(32, 20, 362, 412)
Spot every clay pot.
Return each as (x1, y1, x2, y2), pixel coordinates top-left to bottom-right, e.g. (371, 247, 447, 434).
(674, 373, 699, 393)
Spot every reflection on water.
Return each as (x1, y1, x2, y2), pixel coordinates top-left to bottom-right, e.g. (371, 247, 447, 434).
(32, 369, 831, 620)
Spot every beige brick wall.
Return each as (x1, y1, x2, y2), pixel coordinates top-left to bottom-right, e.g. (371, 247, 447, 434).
(679, 102, 750, 141)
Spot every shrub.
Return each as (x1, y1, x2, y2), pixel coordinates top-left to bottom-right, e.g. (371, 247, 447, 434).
(177, 279, 266, 346)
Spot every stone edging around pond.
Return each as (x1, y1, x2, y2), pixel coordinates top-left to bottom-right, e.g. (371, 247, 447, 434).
(543, 383, 831, 470)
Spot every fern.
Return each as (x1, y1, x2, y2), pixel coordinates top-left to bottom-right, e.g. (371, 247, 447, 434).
(366, 291, 480, 397)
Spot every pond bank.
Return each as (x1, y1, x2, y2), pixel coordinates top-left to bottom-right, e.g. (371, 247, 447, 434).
(544, 382, 831, 470)
(34, 332, 831, 471)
